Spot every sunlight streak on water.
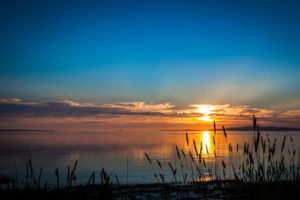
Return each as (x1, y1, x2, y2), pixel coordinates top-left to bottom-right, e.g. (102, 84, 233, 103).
(202, 131, 210, 154)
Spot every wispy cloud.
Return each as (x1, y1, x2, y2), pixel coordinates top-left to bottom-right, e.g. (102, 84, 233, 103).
(280, 110, 300, 118)
(0, 98, 176, 118)
(103, 102, 175, 113)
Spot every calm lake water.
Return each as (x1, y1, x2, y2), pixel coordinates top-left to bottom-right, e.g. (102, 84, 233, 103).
(0, 130, 300, 186)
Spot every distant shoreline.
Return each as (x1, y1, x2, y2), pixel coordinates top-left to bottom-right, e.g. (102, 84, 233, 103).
(0, 129, 55, 132)
(161, 126, 300, 132)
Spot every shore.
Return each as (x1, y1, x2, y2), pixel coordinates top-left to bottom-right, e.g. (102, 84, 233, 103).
(1, 180, 300, 200)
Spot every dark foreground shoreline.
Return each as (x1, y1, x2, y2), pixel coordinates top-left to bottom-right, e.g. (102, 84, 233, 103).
(1, 181, 300, 200)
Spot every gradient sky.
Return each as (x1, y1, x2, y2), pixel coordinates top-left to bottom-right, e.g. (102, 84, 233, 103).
(0, 0, 300, 130)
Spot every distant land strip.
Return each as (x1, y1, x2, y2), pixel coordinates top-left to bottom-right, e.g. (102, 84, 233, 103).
(161, 126, 300, 131)
(0, 129, 56, 132)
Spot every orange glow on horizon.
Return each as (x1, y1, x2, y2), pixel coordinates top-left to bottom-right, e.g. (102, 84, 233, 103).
(198, 116, 213, 121)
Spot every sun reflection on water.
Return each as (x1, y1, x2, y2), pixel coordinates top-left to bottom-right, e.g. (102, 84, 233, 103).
(202, 131, 210, 154)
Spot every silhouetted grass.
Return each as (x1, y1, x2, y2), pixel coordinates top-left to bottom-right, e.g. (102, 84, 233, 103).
(144, 116, 300, 184)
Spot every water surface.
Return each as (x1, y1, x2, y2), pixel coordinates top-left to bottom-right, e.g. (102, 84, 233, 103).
(0, 130, 299, 186)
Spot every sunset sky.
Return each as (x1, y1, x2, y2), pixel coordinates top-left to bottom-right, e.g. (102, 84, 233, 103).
(0, 0, 299, 130)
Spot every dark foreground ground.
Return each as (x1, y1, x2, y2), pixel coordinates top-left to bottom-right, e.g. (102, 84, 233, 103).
(1, 181, 300, 200)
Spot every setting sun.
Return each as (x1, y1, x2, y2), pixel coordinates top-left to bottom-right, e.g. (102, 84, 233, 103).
(195, 105, 215, 115)
(194, 105, 216, 122)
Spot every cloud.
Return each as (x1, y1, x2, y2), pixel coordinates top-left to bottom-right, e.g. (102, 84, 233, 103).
(183, 104, 274, 119)
(0, 98, 299, 130)
(211, 104, 275, 117)
(103, 102, 175, 112)
(0, 98, 176, 118)
(280, 110, 300, 118)
(0, 98, 290, 120)
(0, 98, 22, 103)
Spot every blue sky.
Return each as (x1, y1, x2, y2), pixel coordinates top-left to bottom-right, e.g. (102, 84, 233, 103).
(0, 0, 299, 112)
